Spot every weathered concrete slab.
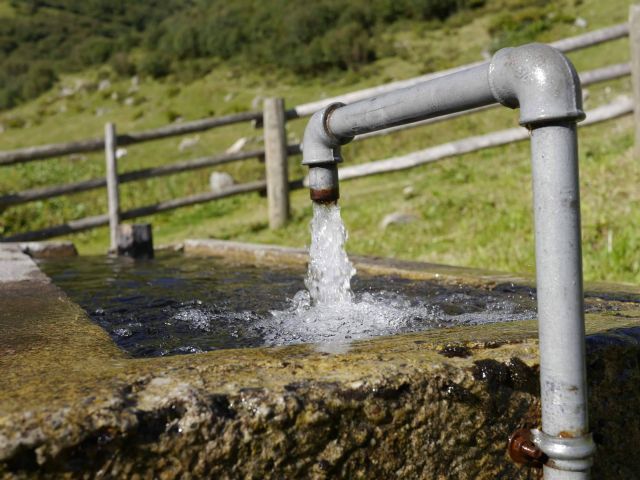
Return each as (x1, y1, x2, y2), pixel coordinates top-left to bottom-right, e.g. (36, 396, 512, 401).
(0, 244, 49, 283)
(1, 240, 640, 479)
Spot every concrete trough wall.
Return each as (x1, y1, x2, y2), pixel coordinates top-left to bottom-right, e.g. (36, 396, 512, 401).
(1, 241, 640, 479)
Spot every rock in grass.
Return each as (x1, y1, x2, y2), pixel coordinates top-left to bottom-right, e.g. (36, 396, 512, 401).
(402, 185, 416, 199)
(210, 172, 235, 192)
(379, 212, 419, 230)
(226, 137, 249, 154)
(178, 135, 200, 151)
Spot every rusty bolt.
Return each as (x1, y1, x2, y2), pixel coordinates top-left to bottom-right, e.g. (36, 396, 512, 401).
(508, 428, 547, 468)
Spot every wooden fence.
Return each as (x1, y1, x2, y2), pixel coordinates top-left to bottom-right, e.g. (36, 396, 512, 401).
(1, 12, 638, 244)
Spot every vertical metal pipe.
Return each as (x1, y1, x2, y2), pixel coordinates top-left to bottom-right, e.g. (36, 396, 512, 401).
(530, 123, 591, 479)
(545, 469, 589, 480)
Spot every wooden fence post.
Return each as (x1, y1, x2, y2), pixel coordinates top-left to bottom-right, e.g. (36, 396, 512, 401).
(104, 122, 121, 252)
(631, 4, 640, 156)
(263, 97, 290, 229)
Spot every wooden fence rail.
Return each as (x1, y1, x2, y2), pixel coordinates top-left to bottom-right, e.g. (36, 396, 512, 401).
(0, 62, 628, 209)
(0, 16, 637, 245)
(2, 180, 270, 242)
(0, 144, 302, 209)
(0, 110, 262, 166)
(0, 149, 268, 207)
(5, 94, 632, 244)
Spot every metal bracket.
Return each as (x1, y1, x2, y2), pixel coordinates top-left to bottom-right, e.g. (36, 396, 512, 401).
(530, 429, 596, 472)
(508, 428, 596, 472)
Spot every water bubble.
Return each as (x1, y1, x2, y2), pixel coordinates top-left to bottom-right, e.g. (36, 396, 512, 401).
(172, 308, 211, 331)
(113, 327, 132, 337)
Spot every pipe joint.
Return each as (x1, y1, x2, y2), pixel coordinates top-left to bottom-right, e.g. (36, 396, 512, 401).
(489, 43, 585, 127)
(301, 103, 354, 166)
(531, 429, 596, 472)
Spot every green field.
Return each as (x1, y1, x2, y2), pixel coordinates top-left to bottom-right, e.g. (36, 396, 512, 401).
(0, 0, 638, 284)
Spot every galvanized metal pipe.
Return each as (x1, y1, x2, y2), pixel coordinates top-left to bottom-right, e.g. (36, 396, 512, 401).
(530, 123, 595, 479)
(329, 64, 495, 138)
(301, 43, 593, 478)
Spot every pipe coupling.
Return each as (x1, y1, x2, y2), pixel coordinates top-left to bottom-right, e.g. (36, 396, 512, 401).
(531, 429, 596, 472)
(301, 103, 354, 166)
(489, 43, 585, 127)
(307, 163, 340, 203)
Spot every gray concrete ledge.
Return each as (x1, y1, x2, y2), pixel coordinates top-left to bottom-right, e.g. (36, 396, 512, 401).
(0, 244, 49, 283)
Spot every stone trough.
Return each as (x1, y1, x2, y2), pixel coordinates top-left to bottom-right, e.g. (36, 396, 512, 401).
(1, 240, 640, 479)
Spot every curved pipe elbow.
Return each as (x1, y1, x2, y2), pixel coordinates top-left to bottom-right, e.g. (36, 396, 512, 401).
(301, 103, 353, 166)
(489, 43, 585, 127)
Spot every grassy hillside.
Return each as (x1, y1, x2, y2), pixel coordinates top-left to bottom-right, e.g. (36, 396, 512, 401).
(0, 0, 484, 109)
(0, 0, 638, 284)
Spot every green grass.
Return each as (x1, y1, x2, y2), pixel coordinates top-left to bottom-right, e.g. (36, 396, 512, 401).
(0, 0, 15, 18)
(0, 0, 638, 284)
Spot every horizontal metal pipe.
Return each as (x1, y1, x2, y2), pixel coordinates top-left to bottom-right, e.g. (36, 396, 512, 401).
(328, 63, 496, 138)
(353, 62, 630, 141)
(329, 96, 632, 181)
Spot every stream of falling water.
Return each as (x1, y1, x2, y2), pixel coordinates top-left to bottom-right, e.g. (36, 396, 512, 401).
(304, 202, 356, 305)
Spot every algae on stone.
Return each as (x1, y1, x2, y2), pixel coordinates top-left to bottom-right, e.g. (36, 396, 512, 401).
(2, 243, 640, 478)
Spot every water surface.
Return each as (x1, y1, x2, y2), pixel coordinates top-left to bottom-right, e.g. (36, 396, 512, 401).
(39, 252, 539, 357)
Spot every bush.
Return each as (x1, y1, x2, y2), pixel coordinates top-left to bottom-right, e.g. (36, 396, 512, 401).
(74, 37, 114, 66)
(0, 86, 20, 110)
(140, 52, 171, 79)
(21, 64, 57, 100)
(320, 22, 376, 71)
(110, 52, 136, 77)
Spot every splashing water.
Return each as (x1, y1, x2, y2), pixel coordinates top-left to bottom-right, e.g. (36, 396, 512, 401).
(255, 201, 534, 349)
(40, 249, 540, 357)
(305, 203, 356, 305)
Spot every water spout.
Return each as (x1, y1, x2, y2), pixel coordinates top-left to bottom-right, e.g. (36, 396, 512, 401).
(301, 43, 593, 479)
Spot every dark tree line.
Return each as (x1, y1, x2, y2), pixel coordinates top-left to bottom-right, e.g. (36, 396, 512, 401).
(0, 0, 485, 110)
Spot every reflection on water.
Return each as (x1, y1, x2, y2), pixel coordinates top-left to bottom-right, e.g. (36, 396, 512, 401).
(39, 252, 540, 358)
